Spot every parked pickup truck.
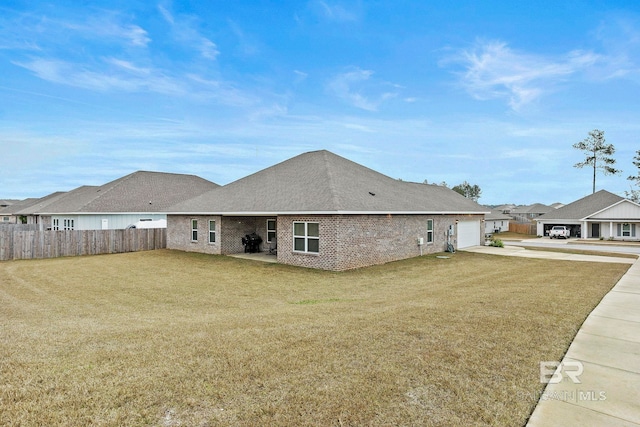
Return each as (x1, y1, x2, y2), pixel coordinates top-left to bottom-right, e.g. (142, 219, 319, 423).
(548, 226, 571, 239)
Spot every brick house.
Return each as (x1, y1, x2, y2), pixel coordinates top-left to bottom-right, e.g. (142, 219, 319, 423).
(165, 150, 488, 271)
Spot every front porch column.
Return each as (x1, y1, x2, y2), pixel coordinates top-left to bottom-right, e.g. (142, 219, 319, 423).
(582, 221, 588, 238)
(610, 222, 614, 239)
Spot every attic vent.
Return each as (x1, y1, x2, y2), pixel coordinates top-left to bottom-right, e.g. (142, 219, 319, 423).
(369, 192, 376, 196)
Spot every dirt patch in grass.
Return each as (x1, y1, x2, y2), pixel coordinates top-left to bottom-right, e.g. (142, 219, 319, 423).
(0, 250, 629, 426)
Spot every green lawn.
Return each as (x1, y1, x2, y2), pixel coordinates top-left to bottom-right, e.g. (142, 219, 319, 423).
(0, 250, 629, 426)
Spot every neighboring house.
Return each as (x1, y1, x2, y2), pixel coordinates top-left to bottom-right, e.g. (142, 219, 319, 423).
(535, 190, 640, 240)
(35, 171, 219, 230)
(484, 210, 511, 234)
(1, 199, 29, 224)
(493, 204, 515, 215)
(165, 150, 488, 271)
(511, 203, 554, 222)
(2, 193, 68, 226)
(0, 199, 19, 214)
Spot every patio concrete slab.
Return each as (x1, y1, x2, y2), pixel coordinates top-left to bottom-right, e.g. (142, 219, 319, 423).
(228, 252, 278, 263)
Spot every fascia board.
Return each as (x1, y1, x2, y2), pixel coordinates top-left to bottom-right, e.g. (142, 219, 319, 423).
(165, 211, 490, 216)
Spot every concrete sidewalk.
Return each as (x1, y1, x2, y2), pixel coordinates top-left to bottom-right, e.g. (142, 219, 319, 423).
(463, 245, 640, 426)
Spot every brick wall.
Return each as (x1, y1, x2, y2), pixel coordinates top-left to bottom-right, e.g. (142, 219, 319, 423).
(277, 215, 339, 270)
(168, 213, 482, 271)
(168, 215, 276, 255)
(335, 214, 449, 270)
(277, 214, 478, 271)
(166, 215, 221, 255)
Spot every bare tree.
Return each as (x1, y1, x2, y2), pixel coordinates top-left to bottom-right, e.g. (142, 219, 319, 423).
(573, 129, 620, 193)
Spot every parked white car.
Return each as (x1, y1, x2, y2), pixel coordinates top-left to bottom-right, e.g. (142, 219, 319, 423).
(548, 226, 570, 239)
(126, 219, 167, 229)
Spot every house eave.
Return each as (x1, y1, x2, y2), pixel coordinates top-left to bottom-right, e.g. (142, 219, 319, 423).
(165, 210, 490, 216)
(40, 212, 169, 216)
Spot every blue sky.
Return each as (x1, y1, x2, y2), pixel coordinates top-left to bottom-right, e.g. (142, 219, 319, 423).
(1, 1, 640, 205)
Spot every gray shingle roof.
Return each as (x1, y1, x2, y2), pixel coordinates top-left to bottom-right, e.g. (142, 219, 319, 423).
(536, 190, 624, 221)
(167, 150, 488, 214)
(0, 198, 36, 214)
(485, 210, 512, 221)
(11, 192, 69, 215)
(38, 171, 219, 214)
(511, 203, 554, 214)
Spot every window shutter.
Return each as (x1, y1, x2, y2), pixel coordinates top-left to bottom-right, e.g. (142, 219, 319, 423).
(617, 224, 622, 236)
(633, 224, 637, 237)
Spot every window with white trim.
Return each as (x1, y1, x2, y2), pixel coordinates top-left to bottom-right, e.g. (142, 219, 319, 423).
(293, 222, 319, 253)
(619, 223, 636, 237)
(191, 219, 198, 241)
(52, 218, 59, 230)
(208, 220, 216, 243)
(267, 219, 276, 242)
(426, 219, 434, 243)
(63, 219, 75, 230)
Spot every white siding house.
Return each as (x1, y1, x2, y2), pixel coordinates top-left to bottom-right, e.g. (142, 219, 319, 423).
(535, 190, 640, 240)
(35, 172, 219, 230)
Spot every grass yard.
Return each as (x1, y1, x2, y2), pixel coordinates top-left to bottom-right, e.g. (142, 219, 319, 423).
(0, 250, 630, 426)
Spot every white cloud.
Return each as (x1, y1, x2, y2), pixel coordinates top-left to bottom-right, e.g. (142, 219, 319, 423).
(310, 0, 359, 22)
(157, 4, 175, 25)
(327, 68, 398, 111)
(61, 15, 151, 47)
(443, 40, 600, 110)
(105, 58, 151, 75)
(293, 70, 308, 84)
(158, 4, 219, 60)
(13, 58, 185, 94)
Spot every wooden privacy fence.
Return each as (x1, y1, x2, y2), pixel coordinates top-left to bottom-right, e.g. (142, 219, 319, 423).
(0, 228, 166, 261)
(509, 222, 537, 235)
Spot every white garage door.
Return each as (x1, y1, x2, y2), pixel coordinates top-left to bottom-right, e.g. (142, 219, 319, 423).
(457, 220, 481, 249)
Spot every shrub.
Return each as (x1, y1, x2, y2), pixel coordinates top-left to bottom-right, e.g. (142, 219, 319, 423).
(489, 238, 504, 248)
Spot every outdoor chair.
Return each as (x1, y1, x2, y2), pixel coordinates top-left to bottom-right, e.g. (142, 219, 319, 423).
(268, 237, 277, 255)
